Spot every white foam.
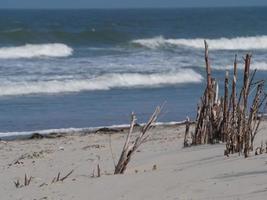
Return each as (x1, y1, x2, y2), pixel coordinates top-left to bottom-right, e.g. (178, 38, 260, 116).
(0, 128, 84, 138)
(0, 70, 202, 96)
(132, 35, 267, 50)
(209, 61, 267, 71)
(250, 62, 267, 71)
(0, 120, 190, 139)
(0, 125, 130, 138)
(0, 43, 73, 59)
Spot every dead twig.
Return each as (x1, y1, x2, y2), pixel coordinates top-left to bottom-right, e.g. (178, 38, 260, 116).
(114, 106, 162, 174)
(14, 173, 32, 188)
(52, 170, 74, 183)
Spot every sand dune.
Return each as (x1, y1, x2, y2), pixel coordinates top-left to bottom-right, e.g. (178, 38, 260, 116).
(1, 122, 267, 200)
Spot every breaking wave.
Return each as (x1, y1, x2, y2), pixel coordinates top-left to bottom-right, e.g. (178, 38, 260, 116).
(0, 43, 73, 59)
(132, 36, 267, 50)
(250, 62, 267, 70)
(0, 70, 202, 96)
(209, 62, 267, 71)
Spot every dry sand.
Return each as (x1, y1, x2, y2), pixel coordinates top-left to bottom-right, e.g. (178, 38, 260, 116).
(1, 122, 267, 200)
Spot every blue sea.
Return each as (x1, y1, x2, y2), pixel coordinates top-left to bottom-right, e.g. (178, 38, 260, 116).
(0, 7, 267, 137)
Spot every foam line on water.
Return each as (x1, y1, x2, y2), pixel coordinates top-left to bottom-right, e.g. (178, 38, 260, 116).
(0, 43, 73, 59)
(207, 62, 267, 71)
(0, 70, 203, 96)
(0, 121, 190, 139)
(132, 35, 267, 50)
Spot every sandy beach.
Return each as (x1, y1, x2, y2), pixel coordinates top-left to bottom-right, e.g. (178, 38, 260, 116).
(1, 121, 267, 200)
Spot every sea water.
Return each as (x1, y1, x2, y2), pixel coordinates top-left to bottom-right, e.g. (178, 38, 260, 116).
(0, 8, 266, 136)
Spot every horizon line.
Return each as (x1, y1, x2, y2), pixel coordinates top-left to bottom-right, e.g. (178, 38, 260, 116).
(0, 5, 267, 10)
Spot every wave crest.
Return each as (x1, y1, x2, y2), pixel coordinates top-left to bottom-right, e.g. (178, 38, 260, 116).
(0, 43, 73, 59)
(0, 70, 202, 96)
(132, 36, 267, 50)
(212, 61, 267, 71)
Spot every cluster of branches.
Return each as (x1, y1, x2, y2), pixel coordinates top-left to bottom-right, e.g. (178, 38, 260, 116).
(193, 41, 224, 145)
(224, 56, 267, 157)
(114, 106, 161, 174)
(192, 41, 267, 158)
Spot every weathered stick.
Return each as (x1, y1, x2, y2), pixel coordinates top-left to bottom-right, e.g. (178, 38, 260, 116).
(184, 117, 191, 147)
(114, 106, 161, 174)
(222, 70, 229, 142)
(52, 170, 74, 183)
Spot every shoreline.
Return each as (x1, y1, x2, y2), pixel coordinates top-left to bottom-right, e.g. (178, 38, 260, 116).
(0, 120, 194, 141)
(2, 113, 266, 141)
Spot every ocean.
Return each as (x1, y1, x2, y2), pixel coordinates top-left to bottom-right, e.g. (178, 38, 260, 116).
(0, 7, 267, 137)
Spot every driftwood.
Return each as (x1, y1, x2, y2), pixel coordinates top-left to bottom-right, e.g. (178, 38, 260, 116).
(193, 40, 267, 158)
(14, 173, 32, 188)
(255, 141, 265, 155)
(193, 41, 220, 145)
(183, 117, 192, 147)
(114, 106, 161, 174)
(51, 169, 74, 183)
